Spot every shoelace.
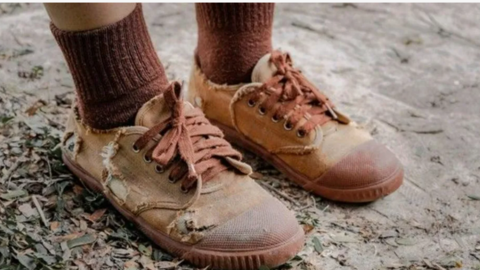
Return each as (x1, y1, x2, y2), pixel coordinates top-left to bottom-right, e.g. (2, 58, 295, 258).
(247, 51, 338, 137)
(133, 82, 242, 192)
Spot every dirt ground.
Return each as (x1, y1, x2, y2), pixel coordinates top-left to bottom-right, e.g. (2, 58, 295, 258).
(1, 3, 479, 270)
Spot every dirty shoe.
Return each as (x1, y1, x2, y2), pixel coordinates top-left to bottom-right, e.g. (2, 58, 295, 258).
(61, 82, 304, 269)
(188, 51, 403, 202)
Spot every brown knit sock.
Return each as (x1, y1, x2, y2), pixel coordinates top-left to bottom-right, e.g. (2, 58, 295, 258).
(51, 4, 169, 130)
(195, 3, 274, 85)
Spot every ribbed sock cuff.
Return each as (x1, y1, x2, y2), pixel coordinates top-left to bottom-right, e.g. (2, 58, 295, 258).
(51, 3, 169, 129)
(195, 3, 274, 84)
(195, 3, 274, 32)
(50, 3, 168, 103)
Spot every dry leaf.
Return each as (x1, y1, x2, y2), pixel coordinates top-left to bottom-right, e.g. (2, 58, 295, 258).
(1, 189, 27, 200)
(156, 260, 182, 269)
(73, 185, 84, 195)
(25, 99, 46, 116)
(302, 224, 315, 234)
(312, 236, 323, 253)
(86, 208, 107, 223)
(124, 260, 139, 270)
(250, 171, 264, 180)
(67, 234, 96, 249)
(50, 221, 60, 231)
(55, 232, 85, 242)
(395, 237, 416, 246)
(80, 219, 88, 231)
(467, 194, 480, 200)
(18, 203, 37, 218)
(332, 234, 359, 243)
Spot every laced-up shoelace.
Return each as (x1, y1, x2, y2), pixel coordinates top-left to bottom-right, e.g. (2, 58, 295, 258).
(133, 82, 242, 192)
(247, 51, 338, 137)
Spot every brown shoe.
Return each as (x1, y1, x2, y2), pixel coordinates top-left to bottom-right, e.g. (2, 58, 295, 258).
(188, 51, 403, 203)
(61, 82, 304, 269)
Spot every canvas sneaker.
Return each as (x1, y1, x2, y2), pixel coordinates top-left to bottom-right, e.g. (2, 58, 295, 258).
(188, 51, 403, 202)
(61, 81, 304, 269)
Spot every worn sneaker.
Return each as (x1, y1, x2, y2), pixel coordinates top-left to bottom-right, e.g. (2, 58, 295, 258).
(61, 82, 304, 269)
(188, 51, 403, 202)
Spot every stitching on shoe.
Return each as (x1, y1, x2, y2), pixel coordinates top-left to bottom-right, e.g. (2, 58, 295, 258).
(230, 84, 322, 155)
(72, 136, 83, 161)
(134, 94, 165, 126)
(193, 59, 245, 92)
(230, 83, 263, 132)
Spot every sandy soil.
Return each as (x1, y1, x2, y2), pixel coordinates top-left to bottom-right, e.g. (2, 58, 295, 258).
(0, 3, 479, 270)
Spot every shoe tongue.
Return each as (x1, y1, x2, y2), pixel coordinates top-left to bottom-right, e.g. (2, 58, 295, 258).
(134, 93, 195, 128)
(251, 53, 278, 83)
(134, 89, 253, 190)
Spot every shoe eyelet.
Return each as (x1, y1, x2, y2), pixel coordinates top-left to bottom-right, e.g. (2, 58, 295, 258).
(247, 99, 256, 107)
(271, 115, 280, 123)
(284, 121, 293, 131)
(67, 142, 75, 152)
(144, 155, 152, 163)
(181, 186, 189, 193)
(132, 143, 140, 153)
(155, 165, 164, 174)
(258, 107, 266, 115)
(297, 129, 306, 138)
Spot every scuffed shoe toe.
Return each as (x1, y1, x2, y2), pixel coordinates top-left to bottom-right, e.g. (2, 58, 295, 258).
(311, 140, 404, 202)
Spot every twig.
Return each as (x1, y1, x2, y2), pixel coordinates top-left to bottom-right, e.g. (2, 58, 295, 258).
(291, 21, 335, 39)
(42, 157, 53, 180)
(9, 29, 23, 46)
(431, 262, 447, 270)
(32, 195, 48, 228)
(296, 196, 315, 211)
(470, 252, 480, 262)
(391, 48, 409, 64)
(258, 182, 300, 206)
(378, 118, 443, 134)
(415, 6, 480, 48)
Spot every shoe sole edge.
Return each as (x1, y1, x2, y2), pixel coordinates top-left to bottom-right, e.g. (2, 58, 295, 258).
(62, 153, 304, 270)
(210, 119, 403, 203)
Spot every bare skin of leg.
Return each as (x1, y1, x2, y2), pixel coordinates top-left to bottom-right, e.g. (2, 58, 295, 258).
(44, 3, 136, 31)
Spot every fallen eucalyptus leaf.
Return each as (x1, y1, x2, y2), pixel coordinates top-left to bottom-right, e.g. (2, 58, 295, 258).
(124, 260, 140, 270)
(0, 189, 27, 200)
(67, 234, 96, 249)
(138, 244, 152, 257)
(467, 194, 480, 201)
(380, 230, 398, 239)
(156, 260, 182, 269)
(395, 237, 416, 246)
(312, 236, 323, 253)
(384, 238, 398, 247)
(15, 254, 35, 269)
(86, 208, 107, 223)
(332, 234, 359, 243)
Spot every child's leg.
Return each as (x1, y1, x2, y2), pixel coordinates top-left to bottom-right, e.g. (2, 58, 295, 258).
(195, 3, 274, 84)
(45, 3, 169, 129)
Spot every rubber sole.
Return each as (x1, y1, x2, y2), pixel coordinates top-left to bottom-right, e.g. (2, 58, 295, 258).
(210, 119, 404, 203)
(62, 154, 304, 270)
